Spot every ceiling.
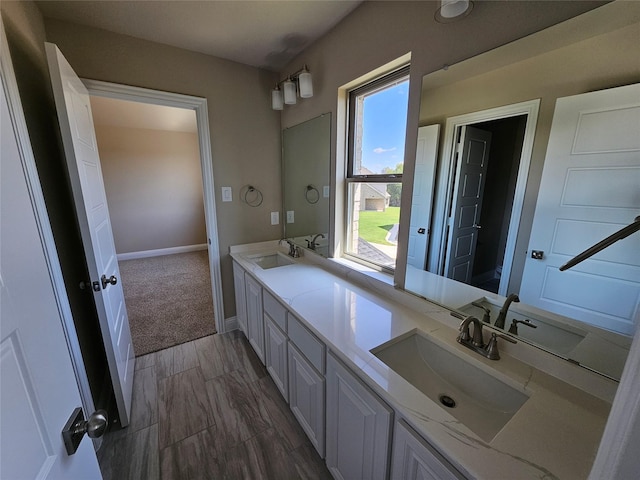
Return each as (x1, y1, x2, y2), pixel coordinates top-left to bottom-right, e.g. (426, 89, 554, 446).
(36, 0, 363, 72)
(90, 96, 198, 133)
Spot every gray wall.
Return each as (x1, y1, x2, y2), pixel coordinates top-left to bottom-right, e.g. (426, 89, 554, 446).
(95, 125, 207, 254)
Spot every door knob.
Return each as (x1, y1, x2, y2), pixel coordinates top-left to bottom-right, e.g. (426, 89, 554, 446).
(101, 274, 118, 289)
(62, 408, 108, 455)
(472, 224, 482, 229)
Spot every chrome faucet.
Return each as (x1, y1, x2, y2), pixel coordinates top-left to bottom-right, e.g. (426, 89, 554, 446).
(280, 239, 300, 258)
(458, 315, 485, 348)
(494, 294, 520, 329)
(306, 233, 325, 250)
(456, 315, 517, 360)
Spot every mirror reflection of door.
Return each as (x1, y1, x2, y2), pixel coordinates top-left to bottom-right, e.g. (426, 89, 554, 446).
(441, 116, 527, 293)
(444, 126, 491, 284)
(407, 125, 439, 269)
(520, 84, 640, 336)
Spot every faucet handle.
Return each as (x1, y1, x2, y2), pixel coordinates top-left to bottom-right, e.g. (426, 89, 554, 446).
(485, 332, 517, 360)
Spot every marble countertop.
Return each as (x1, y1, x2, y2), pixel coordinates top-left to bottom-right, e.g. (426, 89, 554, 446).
(230, 243, 612, 479)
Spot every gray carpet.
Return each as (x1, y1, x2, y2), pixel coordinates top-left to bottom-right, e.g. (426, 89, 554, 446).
(119, 250, 216, 356)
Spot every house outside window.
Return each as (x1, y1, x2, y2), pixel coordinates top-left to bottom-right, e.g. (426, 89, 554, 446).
(345, 67, 409, 271)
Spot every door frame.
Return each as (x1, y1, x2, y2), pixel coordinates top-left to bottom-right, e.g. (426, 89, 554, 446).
(430, 99, 540, 295)
(83, 79, 226, 333)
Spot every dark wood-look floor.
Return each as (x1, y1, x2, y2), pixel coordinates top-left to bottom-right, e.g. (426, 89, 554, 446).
(97, 331, 332, 480)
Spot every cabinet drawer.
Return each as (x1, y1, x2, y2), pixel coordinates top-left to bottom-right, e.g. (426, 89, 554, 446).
(263, 290, 286, 331)
(288, 313, 325, 373)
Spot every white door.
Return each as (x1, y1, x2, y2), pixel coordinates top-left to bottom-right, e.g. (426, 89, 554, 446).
(46, 43, 135, 425)
(407, 125, 439, 269)
(444, 126, 492, 283)
(520, 84, 640, 335)
(1, 44, 101, 478)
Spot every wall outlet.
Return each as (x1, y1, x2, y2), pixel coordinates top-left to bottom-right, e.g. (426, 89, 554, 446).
(270, 211, 279, 225)
(286, 211, 295, 223)
(323, 186, 330, 198)
(221, 187, 232, 202)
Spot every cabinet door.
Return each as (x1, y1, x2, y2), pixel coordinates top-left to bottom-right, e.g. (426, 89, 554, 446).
(391, 420, 466, 480)
(265, 316, 288, 400)
(245, 274, 265, 363)
(326, 353, 393, 480)
(232, 261, 248, 336)
(288, 342, 325, 457)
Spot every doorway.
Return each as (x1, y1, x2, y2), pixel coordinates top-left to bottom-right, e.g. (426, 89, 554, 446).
(431, 100, 540, 296)
(84, 80, 226, 349)
(91, 95, 217, 355)
(445, 116, 527, 293)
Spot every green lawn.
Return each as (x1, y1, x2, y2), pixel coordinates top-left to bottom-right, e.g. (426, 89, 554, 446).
(358, 207, 400, 245)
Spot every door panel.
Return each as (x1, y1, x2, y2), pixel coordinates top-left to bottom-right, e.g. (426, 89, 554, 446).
(1, 39, 101, 477)
(444, 126, 492, 283)
(408, 125, 439, 269)
(520, 84, 640, 335)
(46, 43, 134, 425)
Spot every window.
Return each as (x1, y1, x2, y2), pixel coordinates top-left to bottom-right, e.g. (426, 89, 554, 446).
(345, 67, 410, 271)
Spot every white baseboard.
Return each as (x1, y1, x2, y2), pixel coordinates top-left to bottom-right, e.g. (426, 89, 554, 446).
(223, 316, 238, 333)
(117, 244, 207, 261)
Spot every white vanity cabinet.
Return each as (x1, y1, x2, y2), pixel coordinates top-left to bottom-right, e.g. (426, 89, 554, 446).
(244, 274, 265, 364)
(326, 352, 393, 480)
(287, 313, 326, 458)
(232, 261, 247, 336)
(391, 420, 465, 480)
(264, 290, 288, 400)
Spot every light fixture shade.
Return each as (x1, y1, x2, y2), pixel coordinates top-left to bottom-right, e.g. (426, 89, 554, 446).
(298, 67, 313, 98)
(283, 78, 297, 105)
(271, 86, 284, 110)
(440, 0, 470, 19)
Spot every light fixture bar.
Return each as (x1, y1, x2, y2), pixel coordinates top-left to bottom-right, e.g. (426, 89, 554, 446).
(271, 65, 314, 110)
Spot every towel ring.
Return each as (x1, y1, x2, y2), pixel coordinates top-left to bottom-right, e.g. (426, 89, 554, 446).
(305, 185, 320, 204)
(242, 185, 263, 207)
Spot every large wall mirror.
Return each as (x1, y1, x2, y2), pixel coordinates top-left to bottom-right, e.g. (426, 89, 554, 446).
(401, 3, 639, 381)
(283, 113, 331, 255)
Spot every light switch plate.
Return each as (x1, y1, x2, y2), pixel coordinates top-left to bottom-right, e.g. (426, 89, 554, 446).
(221, 187, 232, 202)
(286, 211, 295, 223)
(271, 211, 279, 225)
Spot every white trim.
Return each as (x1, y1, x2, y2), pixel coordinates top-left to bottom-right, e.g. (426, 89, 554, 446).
(431, 99, 540, 296)
(224, 316, 239, 332)
(0, 25, 96, 416)
(82, 79, 226, 333)
(117, 244, 207, 261)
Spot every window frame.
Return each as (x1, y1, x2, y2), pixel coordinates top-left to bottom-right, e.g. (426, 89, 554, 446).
(343, 65, 410, 272)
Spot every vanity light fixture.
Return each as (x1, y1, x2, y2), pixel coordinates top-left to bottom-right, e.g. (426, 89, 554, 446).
(271, 65, 314, 110)
(283, 77, 297, 105)
(435, 0, 473, 23)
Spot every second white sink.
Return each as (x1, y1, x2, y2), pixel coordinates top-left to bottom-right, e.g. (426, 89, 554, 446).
(371, 329, 529, 442)
(248, 252, 295, 269)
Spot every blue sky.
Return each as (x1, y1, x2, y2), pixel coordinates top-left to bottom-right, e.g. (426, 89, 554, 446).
(360, 80, 409, 174)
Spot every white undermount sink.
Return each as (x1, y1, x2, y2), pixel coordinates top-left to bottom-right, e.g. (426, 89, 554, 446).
(371, 329, 529, 442)
(248, 252, 295, 270)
